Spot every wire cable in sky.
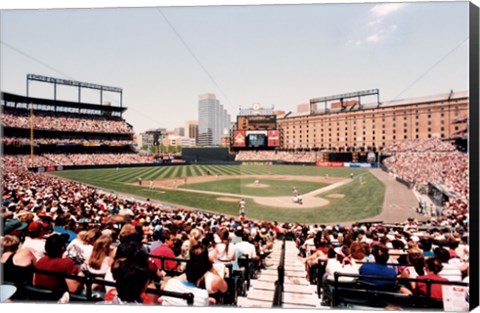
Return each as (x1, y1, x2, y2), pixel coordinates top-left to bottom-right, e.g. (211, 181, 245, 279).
(1, 40, 165, 128)
(393, 36, 469, 101)
(156, 8, 237, 112)
(2, 41, 75, 83)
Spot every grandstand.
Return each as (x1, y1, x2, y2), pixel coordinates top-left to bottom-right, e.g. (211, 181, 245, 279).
(0, 81, 475, 310)
(1, 79, 155, 168)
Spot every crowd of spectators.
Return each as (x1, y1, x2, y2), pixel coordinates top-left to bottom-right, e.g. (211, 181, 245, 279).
(382, 139, 468, 204)
(0, 136, 471, 307)
(2, 113, 133, 134)
(1, 137, 135, 147)
(235, 150, 317, 163)
(3, 153, 155, 167)
(298, 217, 469, 306)
(382, 138, 458, 153)
(0, 155, 277, 305)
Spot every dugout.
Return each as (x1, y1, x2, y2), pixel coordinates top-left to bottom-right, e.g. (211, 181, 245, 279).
(182, 147, 236, 163)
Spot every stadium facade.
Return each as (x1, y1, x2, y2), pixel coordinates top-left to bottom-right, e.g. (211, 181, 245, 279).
(277, 90, 468, 152)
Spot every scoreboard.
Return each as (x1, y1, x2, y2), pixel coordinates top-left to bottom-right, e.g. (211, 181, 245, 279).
(237, 115, 277, 131)
(233, 129, 280, 148)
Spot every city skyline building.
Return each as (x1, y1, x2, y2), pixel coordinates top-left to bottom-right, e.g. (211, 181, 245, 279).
(198, 93, 231, 146)
(185, 120, 199, 144)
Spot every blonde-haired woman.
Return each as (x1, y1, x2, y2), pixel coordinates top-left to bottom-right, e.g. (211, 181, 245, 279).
(65, 228, 101, 267)
(86, 234, 114, 275)
(85, 234, 114, 291)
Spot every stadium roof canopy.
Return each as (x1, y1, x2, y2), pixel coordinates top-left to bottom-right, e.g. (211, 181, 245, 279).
(278, 90, 469, 119)
(1, 92, 127, 114)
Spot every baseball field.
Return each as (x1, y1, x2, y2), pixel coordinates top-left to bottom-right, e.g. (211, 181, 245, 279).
(52, 164, 385, 224)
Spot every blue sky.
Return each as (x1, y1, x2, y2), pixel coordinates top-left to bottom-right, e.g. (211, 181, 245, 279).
(0, 1, 473, 134)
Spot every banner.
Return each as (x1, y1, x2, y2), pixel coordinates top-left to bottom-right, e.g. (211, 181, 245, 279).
(267, 130, 280, 147)
(233, 130, 246, 147)
(316, 161, 344, 167)
(344, 162, 376, 168)
(46, 166, 57, 172)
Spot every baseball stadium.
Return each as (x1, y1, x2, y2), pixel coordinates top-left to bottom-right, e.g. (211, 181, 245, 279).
(0, 75, 474, 310)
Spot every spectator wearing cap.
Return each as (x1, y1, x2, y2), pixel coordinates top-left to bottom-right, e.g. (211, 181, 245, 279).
(414, 257, 448, 300)
(3, 218, 28, 237)
(22, 220, 47, 260)
(359, 244, 397, 288)
(33, 233, 84, 295)
(0, 235, 36, 298)
(53, 215, 77, 245)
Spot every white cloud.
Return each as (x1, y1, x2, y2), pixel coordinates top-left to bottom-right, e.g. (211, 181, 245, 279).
(366, 33, 381, 42)
(370, 3, 408, 17)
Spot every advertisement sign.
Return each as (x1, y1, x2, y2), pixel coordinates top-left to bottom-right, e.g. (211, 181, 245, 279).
(316, 161, 344, 167)
(233, 130, 246, 147)
(46, 166, 57, 172)
(267, 130, 280, 147)
(344, 162, 376, 168)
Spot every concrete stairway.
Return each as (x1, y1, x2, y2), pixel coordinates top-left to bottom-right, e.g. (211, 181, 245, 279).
(237, 239, 327, 309)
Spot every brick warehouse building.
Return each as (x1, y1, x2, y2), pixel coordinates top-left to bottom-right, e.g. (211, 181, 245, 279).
(277, 90, 468, 152)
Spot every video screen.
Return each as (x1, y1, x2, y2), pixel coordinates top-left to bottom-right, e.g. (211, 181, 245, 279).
(247, 134, 266, 147)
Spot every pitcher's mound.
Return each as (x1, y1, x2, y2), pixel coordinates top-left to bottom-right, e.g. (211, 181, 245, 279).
(327, 194, 345, 199)
(254, 196, 329, 208)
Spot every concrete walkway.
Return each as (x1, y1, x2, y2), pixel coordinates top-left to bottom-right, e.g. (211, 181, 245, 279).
(237, 239, 327, 309)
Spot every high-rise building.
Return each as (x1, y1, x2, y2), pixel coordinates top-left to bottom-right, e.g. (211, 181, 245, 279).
(198, 93, 231, 146)
(185, 120, 199, 144)
(174, 127, 185, 137)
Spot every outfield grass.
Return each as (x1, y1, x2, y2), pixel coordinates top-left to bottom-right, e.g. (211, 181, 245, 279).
(52, 164, 384, 224)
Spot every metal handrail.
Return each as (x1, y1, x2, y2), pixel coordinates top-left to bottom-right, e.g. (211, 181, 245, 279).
(272, 237, 286, 307)
(29, 267, 194, 304)
(331, 272, 468, 308)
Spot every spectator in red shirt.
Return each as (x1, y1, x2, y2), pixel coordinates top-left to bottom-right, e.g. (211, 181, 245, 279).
(33, 234, 83, 295)
(414, 257, 448, 300)
(150, 230, 178, 271)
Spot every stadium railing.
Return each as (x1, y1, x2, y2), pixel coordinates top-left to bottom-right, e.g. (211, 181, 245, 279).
(11, 267, 195, 304)
(329, 272, 468, 309)
(148, 254, 244, 305)
(272, 237, 286, 307)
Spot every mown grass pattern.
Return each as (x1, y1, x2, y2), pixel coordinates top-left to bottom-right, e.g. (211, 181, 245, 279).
(53, 165, 384, 224)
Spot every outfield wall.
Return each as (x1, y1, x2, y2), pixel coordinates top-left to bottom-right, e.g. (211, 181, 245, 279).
(28, 160, 318, 172)
(316, 161, 378, 168)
